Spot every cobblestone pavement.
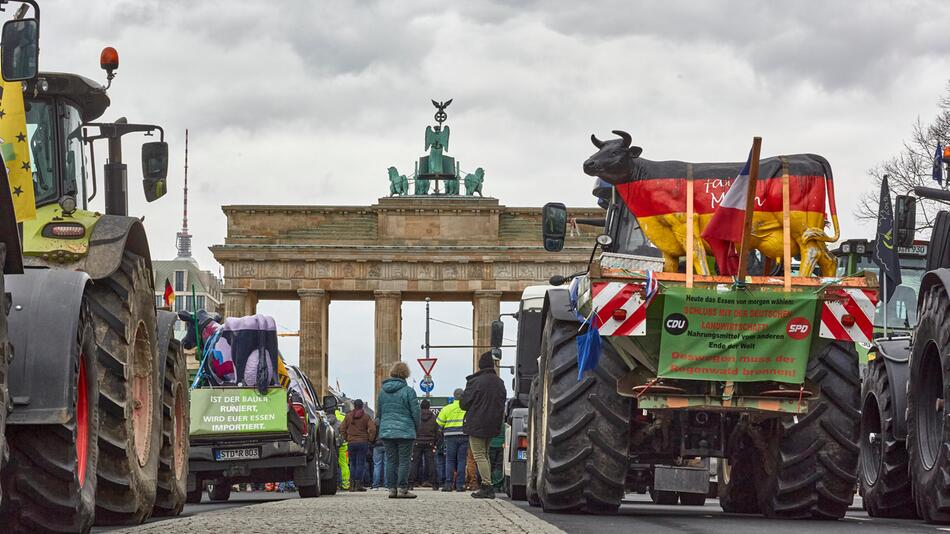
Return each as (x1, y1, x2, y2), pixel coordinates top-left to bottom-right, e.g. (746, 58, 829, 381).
(113, 491, 565, 534)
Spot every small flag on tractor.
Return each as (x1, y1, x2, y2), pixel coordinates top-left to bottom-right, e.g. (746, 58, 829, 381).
(163, 279, 175, 308)
(872, 176, 901, 302)
(934, 142, 944, 184)
(702, 146, 755, 275)
(0, 79, 36, 222)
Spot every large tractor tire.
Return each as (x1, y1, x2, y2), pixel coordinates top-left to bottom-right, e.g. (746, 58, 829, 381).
(0, 300, 99, 533)
(536, 313, 631, 513)
(907, 284, 950, 523)
(88, 251, 162, 525)
(757, 341, 860, 519)
(525, 375, 542, 507)
(0, 246, 10, 507)
(859, 360, 915, 518)
(152, 336, 189, 516)
(718, 452, 762, 514)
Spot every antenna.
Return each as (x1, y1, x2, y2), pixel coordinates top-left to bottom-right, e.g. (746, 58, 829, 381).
(176, 129, 193, 258)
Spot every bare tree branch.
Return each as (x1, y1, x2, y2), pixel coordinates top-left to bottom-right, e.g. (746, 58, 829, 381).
(859, 83, 950, 233)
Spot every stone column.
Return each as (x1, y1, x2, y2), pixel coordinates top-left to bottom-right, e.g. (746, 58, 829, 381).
(221, 288, 248, 318)
(374, 290, 402, 398)
(298, 289, 329, 396)
(472, 290, 503, 371)
(245, 291, 259, 316)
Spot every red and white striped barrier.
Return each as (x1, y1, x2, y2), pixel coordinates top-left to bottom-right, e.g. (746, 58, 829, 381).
(818, 288, 878, 344)
(591, 275, 658, 336)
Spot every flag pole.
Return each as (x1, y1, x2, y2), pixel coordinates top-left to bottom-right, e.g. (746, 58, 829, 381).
(881, 273, 887, 337)
(781, 158, 792, 291)
(736, 137, 763, 281)
(685, 164, 695, 288)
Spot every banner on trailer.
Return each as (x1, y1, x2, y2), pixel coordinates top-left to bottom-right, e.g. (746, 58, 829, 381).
(190, 387, 287, 436)
(657, 287, 817, 384)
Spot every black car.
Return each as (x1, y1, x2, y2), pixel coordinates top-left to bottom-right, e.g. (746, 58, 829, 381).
(187, 365, 340, 502)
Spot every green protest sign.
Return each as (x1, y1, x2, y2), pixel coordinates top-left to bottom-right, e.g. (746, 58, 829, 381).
(657, 287, 817, 384)
(190, 388, 288, 436)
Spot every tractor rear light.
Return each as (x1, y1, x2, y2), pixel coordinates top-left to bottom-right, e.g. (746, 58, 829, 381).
(517, 435, 528, 449)
(841, 314, 855, 328)
(43, 223, 85, 238)
(292, 402, 308, 436)
(612, 309, 627, 321)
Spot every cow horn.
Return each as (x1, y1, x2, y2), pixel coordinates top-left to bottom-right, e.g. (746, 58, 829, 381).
(612, 130, 632, 148)
(590, 133, 605, 148)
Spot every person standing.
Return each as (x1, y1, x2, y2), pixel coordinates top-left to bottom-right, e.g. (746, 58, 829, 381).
(489, 422, 505, 491)
(340, 399, 376, 492)
(334, 407, 350, 491)
(436, 388, 468, 492)
(461, 351, 507, 499)
(377, 361, 421, 499)
(371, 429, 388, 490)
(409, 399, 439, 489)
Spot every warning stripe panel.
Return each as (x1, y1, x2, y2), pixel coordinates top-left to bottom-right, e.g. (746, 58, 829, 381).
(591, 282, 648, 336)
(818, 288, 877, 344)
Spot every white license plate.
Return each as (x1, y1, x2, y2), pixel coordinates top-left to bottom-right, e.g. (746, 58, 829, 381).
(214, 447, 260, 461)
(516, 449, 527, 461)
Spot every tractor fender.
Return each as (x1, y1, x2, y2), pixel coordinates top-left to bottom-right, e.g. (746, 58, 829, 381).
(919, 269, 950, 313)
(83, 214, 153, 281)
(155, 309, 180, 389)
(542, 287, 578, 324)
(5, 268, 90, 425)
(870, 337, 911, 440)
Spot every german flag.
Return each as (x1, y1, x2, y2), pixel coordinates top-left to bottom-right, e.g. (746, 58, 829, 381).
(163, 279, 175, 308)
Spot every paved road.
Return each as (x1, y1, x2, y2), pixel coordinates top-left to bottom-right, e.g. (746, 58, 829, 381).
(99, 490, 949, 533)
(512, 493, 942, 534)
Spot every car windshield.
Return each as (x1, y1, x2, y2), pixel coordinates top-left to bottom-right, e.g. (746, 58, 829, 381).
(25, 99, 57, 205)
(847, 255, 926, 329)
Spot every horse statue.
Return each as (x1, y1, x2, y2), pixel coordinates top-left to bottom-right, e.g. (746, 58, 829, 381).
(444, 176, 460, 195)
(414, 176, 430, 195)
(388, 166, 409, 196)
(464, 168, 485, 196)
(178, 309, 290, 393)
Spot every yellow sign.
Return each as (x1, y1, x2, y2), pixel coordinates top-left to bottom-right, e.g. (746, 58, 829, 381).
(0, 77, 34, 221)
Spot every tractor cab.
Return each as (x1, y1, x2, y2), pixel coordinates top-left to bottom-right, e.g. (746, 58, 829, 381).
(834, 238, 928, 332)
(23, 72, 108, 212)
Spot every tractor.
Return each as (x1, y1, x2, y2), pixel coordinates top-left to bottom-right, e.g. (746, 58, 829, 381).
(524, 132, 872, 518)
(0, 3, 188, 531)
(859, 175, 950, 523)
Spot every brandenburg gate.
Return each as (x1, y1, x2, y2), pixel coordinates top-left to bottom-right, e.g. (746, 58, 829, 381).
(209, 196, 599, 395)
(210, 99, 600, 396)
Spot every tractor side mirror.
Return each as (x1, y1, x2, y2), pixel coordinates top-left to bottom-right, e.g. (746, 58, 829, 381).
(322, 395, 338, 412)
(1, 18, 39, 82)
(894, 195, 916, 248)
(490, 320, 504, 348)
(542, 202, 567, 252)
(142, 141, 168, 202)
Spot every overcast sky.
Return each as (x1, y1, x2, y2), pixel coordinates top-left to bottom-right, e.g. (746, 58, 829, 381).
(35, 0, 950, 406)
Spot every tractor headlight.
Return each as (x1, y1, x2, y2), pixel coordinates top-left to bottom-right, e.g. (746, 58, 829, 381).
(841, 243, 852, 254)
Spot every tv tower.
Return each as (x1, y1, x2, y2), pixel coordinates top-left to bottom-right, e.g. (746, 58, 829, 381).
(175, 129, 193, 258)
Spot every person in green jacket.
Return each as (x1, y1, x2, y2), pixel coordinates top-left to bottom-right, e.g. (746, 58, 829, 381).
(377, 361, 421, 499)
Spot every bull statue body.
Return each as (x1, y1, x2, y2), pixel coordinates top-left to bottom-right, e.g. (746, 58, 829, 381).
(583, 130, 840, 277)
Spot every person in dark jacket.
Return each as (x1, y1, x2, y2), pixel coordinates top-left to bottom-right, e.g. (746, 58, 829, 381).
(340, 399, 376, 492)
(409, 399, 440, 489)
(377, 361, 422, 499)
(461, 350, 507, 499)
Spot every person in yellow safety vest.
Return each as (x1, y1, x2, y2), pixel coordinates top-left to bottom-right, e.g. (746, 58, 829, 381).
(335, 408, 350, 490)
(436, 388, 468, 491)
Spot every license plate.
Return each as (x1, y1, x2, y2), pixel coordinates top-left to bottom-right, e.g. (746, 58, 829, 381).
(516, 449, 527, 461)
(214, 447, 260, 461)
